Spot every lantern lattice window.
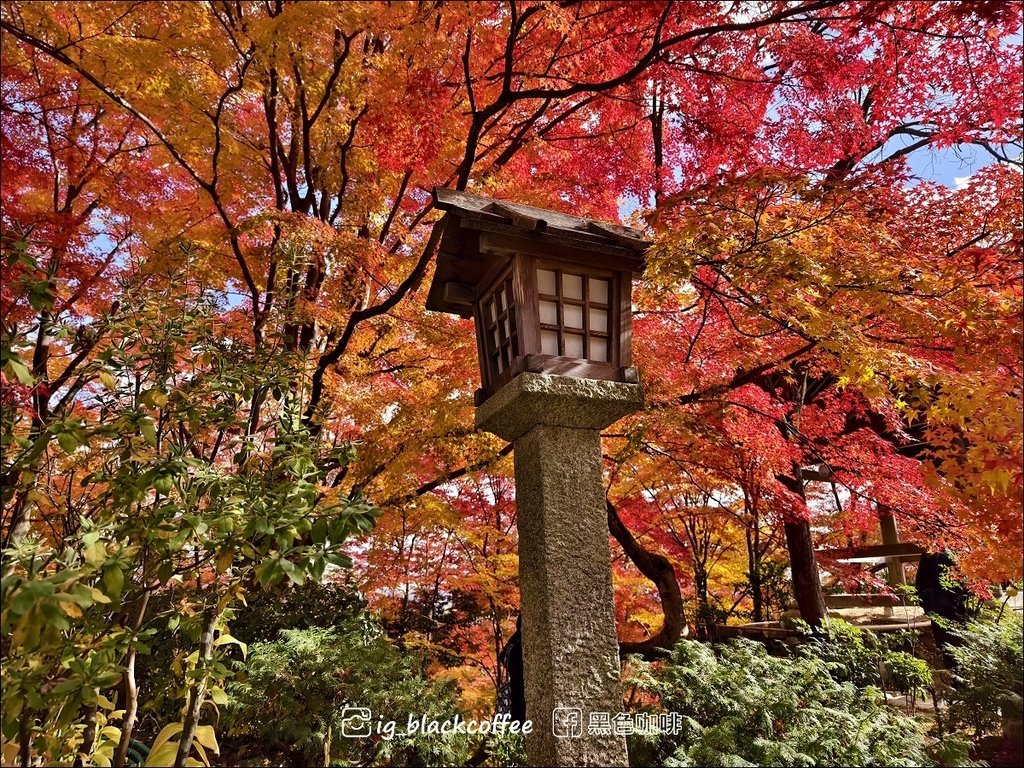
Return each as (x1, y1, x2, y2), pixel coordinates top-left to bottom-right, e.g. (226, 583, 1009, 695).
(478, 269, 519, 383)
(536, 266, 611, 363)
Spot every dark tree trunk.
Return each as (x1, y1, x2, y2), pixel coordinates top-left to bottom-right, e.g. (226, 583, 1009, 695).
(778, 472, 828, 628)
(746, 527, 764, 623)
(73, 696, 99, 767)
(693, 567, 711, 640)
(19, 709, 32, 768)
(783, 517, 828, 628)
(498, 615, 526, 725)
(607, 500, 685, 658)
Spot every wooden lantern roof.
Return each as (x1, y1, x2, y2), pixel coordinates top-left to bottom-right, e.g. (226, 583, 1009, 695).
(426, 188, 649, 317)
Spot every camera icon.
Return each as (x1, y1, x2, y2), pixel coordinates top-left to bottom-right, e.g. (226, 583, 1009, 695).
(552, 706, 583, 738)
(340, 706, 372, 738)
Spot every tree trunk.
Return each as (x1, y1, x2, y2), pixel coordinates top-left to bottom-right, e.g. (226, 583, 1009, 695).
(783, 517, 828, 628)
(73, 696, 99, 768)
(693, 567, 710, 640)
(746, 527, 764, 623)
(174, 608, 217, 768)
(112, 652, 139, 768)
(607, 500, 685, 658)
(115, 590, 151, 768)
(777, 471, 828, 628)
(19, 709, 32, 768)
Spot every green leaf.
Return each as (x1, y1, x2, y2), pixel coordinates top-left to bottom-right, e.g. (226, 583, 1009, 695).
(209, 686, 228, 706)
(98, 370, 117, 391)
(157, 561, 174, 584)
(153, 474, 174, 495)
(309, 555, 326, 582)
(84, 541, 107, 566)
(9, 587, 38, 615)
(213, 633, 247, 658)
(279, 558, 305, 586)
(103, 565, 124, 598)
(139, 419, 158, 446)
(311, 516, 328, 544)
(27, 281, 53, 311)
(4, 356, 33, 386)
(57, 431, 79, 455)
(255, 559, 281, 588)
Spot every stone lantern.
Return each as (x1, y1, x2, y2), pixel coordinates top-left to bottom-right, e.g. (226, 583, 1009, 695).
(426, 188, 647, 404)
(426, 188, 649, 768)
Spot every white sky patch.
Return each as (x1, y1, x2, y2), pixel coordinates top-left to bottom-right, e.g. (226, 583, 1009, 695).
(725, 0, 765, 24)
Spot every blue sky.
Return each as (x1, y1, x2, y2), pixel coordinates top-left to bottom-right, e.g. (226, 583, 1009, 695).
(900, 139, 1012, 189)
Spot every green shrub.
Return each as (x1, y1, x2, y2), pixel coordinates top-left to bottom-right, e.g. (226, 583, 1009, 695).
(800, 618, 884, 688)
(626, 638, 934, 767)
(224, 620, 473, 766)
(946, 612, 1023, 737)
(478, 731, 526, 766)
(883, 651, 932, 704)
(134, 581, 366, 739)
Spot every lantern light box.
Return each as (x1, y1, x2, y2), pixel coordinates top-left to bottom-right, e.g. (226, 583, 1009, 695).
(426, 188, 649, 405)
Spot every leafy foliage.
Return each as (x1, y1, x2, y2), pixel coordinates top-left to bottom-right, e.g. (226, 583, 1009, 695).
(946, 611, 1024, 737)
(883, 652, 932, 704)
(802, 618, 885, 689)
(626, 638, 934, 767)
(2, 1, 1021, 763)
(227, 579, 368, 645)
(1, 271, 373, 765)
(225, 621, 472, 767)
(799, 619, 935, 707)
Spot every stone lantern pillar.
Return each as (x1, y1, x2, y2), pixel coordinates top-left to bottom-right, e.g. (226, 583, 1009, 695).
(477, 374, 640, 766)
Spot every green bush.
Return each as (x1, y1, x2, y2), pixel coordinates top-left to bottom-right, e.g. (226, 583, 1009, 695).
(946, 612, 1023, 737)
(133, 581, 368, 744)
(227, 579, 367, 644)
(224, 619, 473, 766)
(800, 618, 884, 688)
(477, 731, 526, 766)
(626, 638, 934, 767)
(883, 651, 932, 703)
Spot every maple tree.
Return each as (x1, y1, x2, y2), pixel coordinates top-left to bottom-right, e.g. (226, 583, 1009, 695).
(1, 1, 1022, 765)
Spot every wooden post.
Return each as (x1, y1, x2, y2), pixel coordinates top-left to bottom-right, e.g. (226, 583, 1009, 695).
(878, 507, 906, 588)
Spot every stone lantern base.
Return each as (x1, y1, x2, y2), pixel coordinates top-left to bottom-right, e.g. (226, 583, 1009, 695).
(477, 373, 643, 767)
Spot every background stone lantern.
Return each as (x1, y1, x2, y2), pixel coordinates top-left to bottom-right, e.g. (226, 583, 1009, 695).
(427, 188, 649, 767)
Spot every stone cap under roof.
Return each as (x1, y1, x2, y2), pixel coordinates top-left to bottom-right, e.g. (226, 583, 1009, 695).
(426, 187, 650, 316)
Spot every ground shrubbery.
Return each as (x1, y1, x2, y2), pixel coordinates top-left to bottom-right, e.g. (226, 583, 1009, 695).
(225, 621, 472, 767)
(946, 611, 1023, 737)
(799, 618, 932, 704)
(132, 582, 476, 766)
(209, 598, 1021, 767)
(626, 638, 935, 767)
(623, 609, 1024, 768)
(944, 609, 1024, 767)
(130, 583, 1018, 767)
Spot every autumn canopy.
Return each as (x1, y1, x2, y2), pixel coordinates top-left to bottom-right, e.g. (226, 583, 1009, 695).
(1, 1, 1021, 765)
